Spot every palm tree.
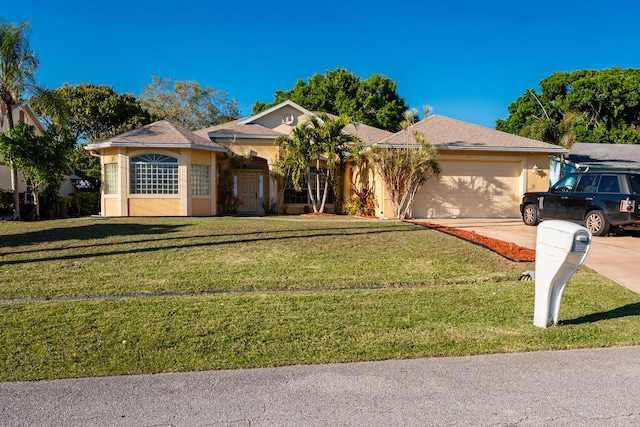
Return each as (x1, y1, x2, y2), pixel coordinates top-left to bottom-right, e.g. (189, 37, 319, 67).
(0, 20, 38, 220)
(275, 113, 359, 213)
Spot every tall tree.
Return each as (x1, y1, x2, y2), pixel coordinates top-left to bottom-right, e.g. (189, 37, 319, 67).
(0, 122, 74, 219)
(497, 68, 640, 144)
(275, 113, 360, 213)
(140, 75, 240, 131)
(254, 68, 408, 132)
(0, 19, 38, 220)
(31, 83, 153, 142)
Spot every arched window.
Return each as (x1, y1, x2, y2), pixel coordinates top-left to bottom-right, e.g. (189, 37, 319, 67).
(130, 154, 178, 194)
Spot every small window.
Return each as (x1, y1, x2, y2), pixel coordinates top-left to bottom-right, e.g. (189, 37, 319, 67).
(629, 175, 640, 194)
(104, 163, 118, 194)
(191, 165, 210, 196)
(597, 175, 620, 193)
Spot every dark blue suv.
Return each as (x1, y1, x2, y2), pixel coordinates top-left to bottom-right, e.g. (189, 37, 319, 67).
(520, 172, 640, 236)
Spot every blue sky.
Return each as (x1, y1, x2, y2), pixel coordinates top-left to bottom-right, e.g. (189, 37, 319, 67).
(4, 0, 640, 129)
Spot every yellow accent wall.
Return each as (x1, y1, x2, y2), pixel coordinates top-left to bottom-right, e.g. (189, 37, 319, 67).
(104, 198, 119, 217)
(129, 198, 181, 216)
(191, 198, 211, 216)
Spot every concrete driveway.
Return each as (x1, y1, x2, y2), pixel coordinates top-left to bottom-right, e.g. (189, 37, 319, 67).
(419, 218, 640, 295)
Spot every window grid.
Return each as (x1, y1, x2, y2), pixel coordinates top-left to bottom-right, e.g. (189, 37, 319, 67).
(191, 165, 211, 195)
(104, 163, 118, 194)
(130, 155, 179, 195)
(283, 169, 333, 204)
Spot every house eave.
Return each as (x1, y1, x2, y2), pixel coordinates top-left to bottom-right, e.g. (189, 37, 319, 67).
(369, 143, 567, 154)
(208, 132, 278, 140)
(84, 142, 229, 153)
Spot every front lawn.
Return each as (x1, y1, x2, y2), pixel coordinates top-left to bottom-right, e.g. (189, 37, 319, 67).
(1, 217, 639, 381)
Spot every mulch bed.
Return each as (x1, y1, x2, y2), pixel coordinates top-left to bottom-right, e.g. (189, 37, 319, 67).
(414, 221, 536, 263)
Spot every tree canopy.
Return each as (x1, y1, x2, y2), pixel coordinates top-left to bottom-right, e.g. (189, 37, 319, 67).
(31, 83, 153, 143)
(0, 122, 74, 219)
(496, 67, 640, 145)
(140, 75, 240, 131)
(254, 68, 408, 132)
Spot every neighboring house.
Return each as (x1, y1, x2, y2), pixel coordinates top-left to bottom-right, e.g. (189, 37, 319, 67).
(86, 100, 566, 218)
(565, 143, 640, 172)
(0, 102, 77, 201)
(84, 120, 228, 216)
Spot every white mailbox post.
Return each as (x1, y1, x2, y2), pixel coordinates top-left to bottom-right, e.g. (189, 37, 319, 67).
(534, 220, 592, 328)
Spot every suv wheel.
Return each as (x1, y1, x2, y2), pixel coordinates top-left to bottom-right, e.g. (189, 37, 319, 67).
(522, 204, 539, 226)
(585, 210, 610, 236)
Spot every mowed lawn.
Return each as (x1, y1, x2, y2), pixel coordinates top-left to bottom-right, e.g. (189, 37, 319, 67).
(1, 216, 639, 382)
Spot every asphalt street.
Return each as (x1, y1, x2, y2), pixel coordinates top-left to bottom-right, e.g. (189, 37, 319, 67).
(2, 346, 640, 426)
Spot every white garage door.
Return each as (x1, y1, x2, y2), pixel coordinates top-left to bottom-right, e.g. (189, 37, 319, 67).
(411, 160, 522, 218)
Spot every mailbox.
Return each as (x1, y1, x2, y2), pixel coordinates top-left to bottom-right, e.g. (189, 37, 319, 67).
(533, 220, 591, 328)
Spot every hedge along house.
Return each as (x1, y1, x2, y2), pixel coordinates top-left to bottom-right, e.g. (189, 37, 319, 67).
(84, 120, 228, 216)
(193, 100, 392, 215)
(365, 115, 567, 219)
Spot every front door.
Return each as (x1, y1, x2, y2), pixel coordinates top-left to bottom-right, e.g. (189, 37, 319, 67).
(236, 172, 264, 214)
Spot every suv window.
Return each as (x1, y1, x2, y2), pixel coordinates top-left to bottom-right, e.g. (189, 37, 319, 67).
(597, 175, 621, 193)
(575, 175, 598, 192)
(629, 175, 640, 194)
(553, 174, 578, 192)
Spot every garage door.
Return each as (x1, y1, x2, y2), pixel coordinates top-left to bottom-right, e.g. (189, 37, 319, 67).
(411, 160, 522, 218)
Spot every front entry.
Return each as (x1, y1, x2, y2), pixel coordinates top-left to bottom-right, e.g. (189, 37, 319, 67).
(235, 171, 264, 214)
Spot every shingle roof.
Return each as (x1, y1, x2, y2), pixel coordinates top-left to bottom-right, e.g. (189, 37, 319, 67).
(86, 120, 228, 152)
(194, 119, 282, 139)
(194, 112, 394, 144)
(568, 142, 640, 170)
(381, 114, 566, 153)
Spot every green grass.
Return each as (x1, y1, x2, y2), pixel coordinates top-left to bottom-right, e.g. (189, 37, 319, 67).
(1, 217, 639, 382)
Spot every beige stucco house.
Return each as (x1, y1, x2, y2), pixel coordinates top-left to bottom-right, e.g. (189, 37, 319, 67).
(86, 100, 566, 219)
(84, 120, 227, 216)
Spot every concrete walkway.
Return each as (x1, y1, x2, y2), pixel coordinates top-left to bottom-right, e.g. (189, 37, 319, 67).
(419, 218, 640, 294)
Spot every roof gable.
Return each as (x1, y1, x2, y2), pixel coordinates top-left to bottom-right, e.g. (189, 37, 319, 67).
(0, 102, 45, 134)
(238, 100, 314, 126)
(381, 114, 566, 153)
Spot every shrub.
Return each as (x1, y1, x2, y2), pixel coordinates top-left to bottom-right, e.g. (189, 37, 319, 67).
(69, 191, 100, 216)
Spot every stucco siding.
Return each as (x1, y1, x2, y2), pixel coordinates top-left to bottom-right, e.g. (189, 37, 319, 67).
(129, 198, 181, 216)
(191, 198, 212, 216)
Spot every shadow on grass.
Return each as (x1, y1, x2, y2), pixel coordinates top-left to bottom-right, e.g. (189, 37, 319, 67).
(1, 223, 187, 248)
(1, 225, 422, 266)
(561, 303, 640, 325)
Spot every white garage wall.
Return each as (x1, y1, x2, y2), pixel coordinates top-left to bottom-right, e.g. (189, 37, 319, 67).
(411, 157, 525, 218)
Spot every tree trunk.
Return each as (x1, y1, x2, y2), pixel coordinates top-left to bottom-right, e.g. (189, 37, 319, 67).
(4, 101, 21, 220)
(31, 187, 40, 220)
(318, 172, 330, 213)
